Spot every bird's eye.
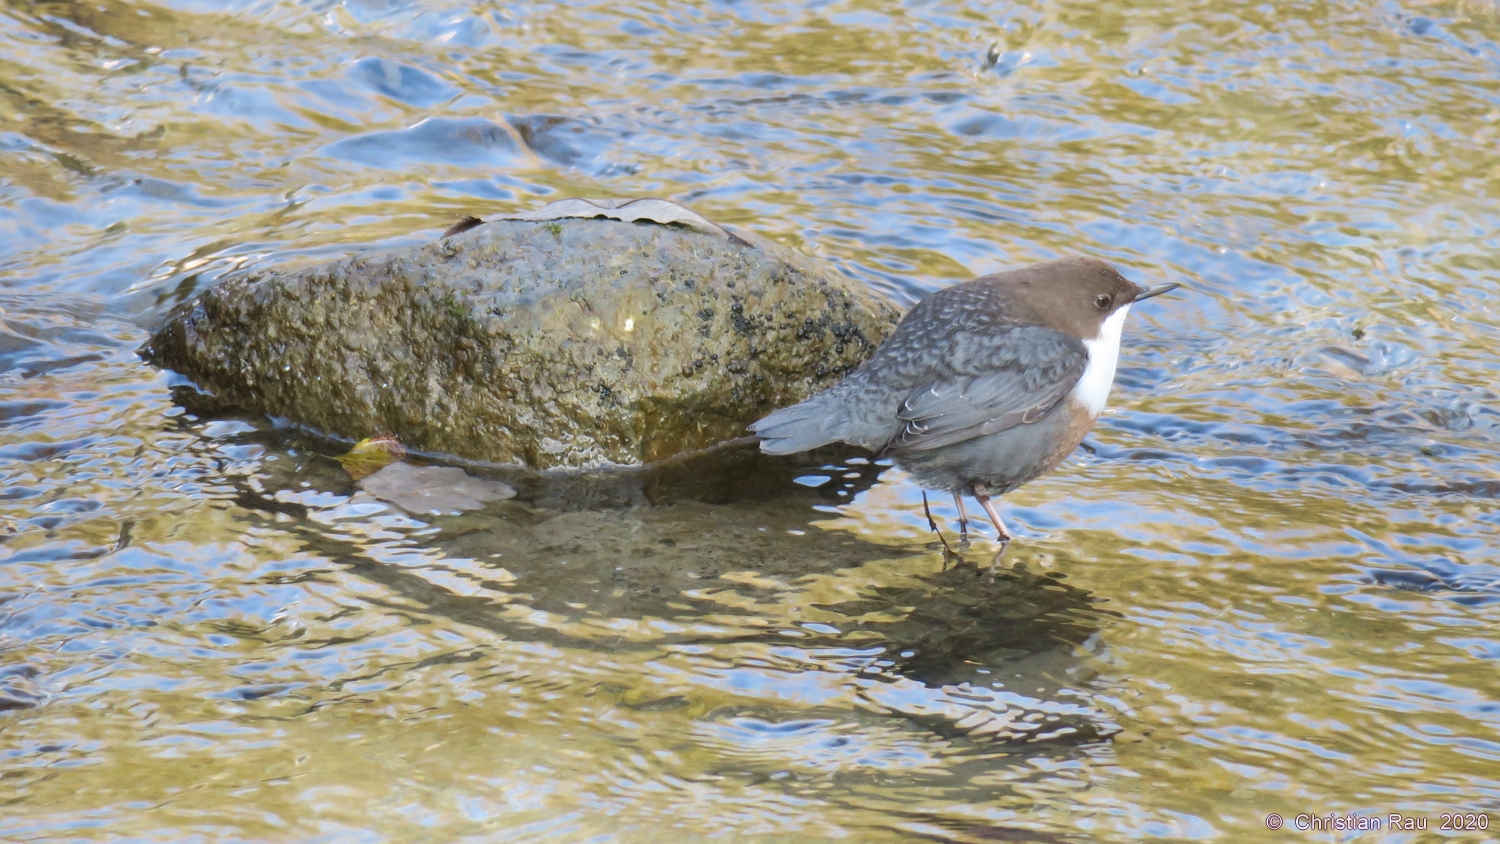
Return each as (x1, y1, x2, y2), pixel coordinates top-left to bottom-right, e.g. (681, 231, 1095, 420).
(1094, 294, 1113, 310)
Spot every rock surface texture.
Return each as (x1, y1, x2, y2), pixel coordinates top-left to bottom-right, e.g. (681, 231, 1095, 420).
(142, 211, 902, 469)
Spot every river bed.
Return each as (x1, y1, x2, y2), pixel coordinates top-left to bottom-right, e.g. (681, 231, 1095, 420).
(2, 0, 1499, 841)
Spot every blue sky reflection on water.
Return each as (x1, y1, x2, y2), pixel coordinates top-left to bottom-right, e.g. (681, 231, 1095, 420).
(2, 0, 1500, 840)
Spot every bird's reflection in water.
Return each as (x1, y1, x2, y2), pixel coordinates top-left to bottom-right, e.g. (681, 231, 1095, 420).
(228, 426, 1120, 747)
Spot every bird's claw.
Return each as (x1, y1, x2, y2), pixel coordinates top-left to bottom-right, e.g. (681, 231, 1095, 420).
(940, 544, 962, 571)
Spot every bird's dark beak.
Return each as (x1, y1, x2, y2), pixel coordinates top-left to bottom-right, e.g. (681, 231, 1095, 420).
(1134, 282, 1180, 302)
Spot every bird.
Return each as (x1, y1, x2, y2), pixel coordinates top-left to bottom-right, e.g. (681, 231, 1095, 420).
(750, 256, 1178, 556)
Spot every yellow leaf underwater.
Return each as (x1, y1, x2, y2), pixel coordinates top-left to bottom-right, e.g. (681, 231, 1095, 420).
(337, 434, 407, 480)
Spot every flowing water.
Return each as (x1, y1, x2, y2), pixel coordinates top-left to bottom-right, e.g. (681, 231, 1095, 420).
(4, 0, 1500, 840)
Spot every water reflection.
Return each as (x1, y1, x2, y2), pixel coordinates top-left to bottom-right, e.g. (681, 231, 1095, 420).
(5, 0, 1500, 839)
(213, 428, 1123, 762)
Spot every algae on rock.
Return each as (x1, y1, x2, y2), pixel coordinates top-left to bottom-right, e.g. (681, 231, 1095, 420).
(142, 213, 902, 469)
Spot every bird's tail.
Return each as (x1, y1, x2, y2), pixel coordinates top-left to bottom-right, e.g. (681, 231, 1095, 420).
(749, 392, 850, 455)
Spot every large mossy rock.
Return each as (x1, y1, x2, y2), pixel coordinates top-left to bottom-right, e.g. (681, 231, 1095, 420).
(142, 213, 902, 469)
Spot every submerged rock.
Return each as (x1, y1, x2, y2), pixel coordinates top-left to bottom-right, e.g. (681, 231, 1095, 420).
(142, 201, 902, 469)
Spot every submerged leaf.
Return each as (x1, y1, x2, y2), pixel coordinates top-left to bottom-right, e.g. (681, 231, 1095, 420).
(338, 435, 407, 480)
(359, 462, 516, 514)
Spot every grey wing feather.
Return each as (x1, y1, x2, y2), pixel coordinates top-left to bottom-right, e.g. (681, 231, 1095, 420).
(886, 329, 1087, 454)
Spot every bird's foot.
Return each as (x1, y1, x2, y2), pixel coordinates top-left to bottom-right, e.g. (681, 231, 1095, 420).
(940, 543, 962, 571)
(973, 492, 1011, 580)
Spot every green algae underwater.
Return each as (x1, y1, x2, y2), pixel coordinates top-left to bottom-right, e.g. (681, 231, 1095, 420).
(3, 0, 1500, 841)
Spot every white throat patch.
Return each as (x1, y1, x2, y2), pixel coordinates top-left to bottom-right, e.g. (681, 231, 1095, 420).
(1071, 304, 1130, 416)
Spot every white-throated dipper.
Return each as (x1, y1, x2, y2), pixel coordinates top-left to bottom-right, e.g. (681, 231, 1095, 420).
(750, 256, 1178, 554)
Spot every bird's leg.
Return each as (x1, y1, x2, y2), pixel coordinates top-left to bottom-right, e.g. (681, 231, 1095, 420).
(921, 491, 956, 562)
(973, 489, 1012, 543)
(952, 492, 970, 549)
(973, 489, 1011, 577)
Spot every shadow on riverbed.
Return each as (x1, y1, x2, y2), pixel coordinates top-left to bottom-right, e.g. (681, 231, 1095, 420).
(215, 421, 1119, 746)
